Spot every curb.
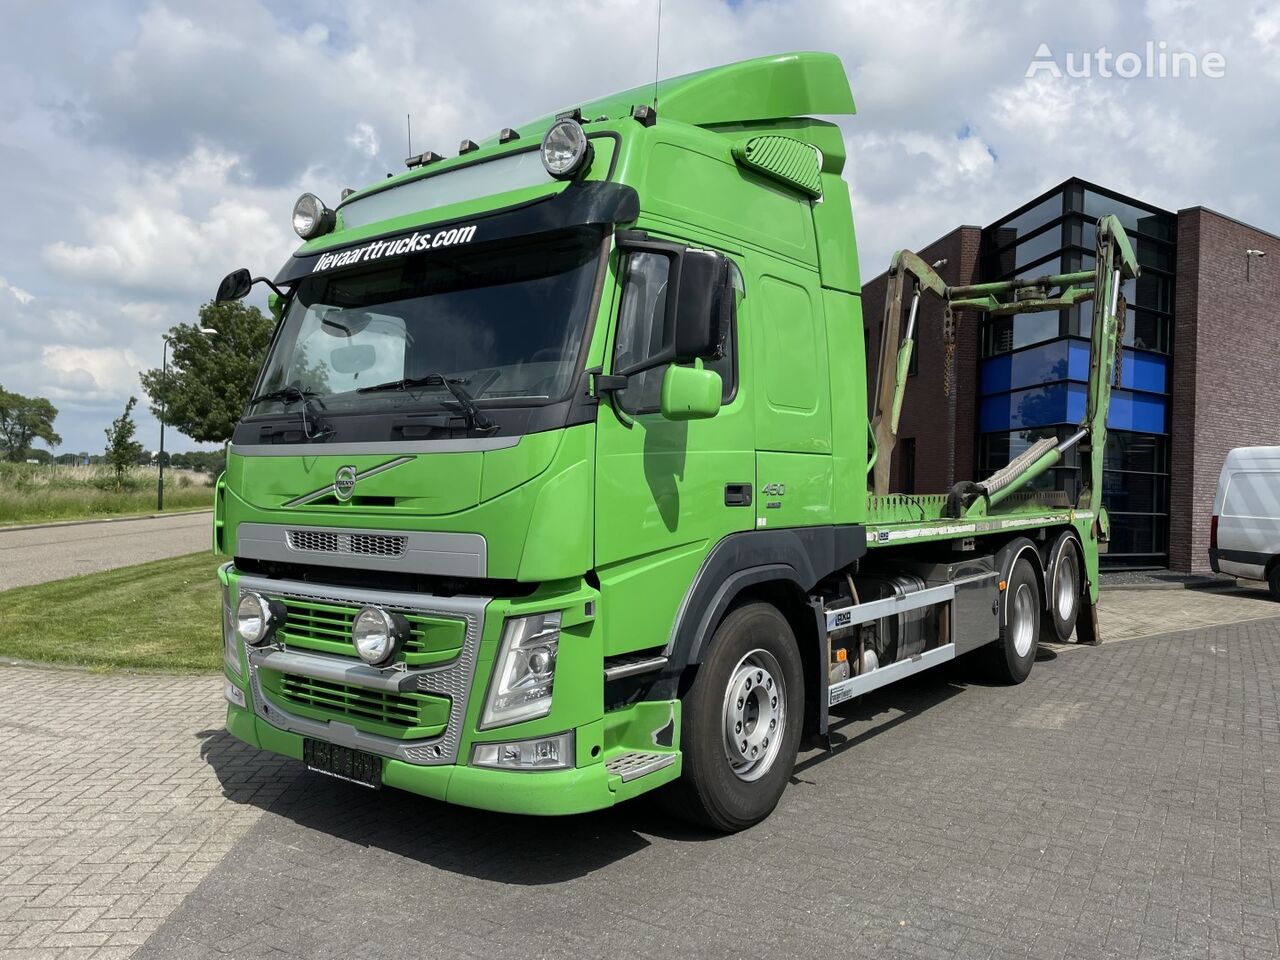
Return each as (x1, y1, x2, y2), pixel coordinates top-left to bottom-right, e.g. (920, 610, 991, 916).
(1100, 578, 1239, 593)
(0, 508, 213, 535)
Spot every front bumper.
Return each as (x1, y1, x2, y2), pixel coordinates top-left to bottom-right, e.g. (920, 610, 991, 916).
(220, 565, 681, 815)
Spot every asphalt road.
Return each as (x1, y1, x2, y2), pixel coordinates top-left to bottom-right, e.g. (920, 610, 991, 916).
(0, 511, 213, 590)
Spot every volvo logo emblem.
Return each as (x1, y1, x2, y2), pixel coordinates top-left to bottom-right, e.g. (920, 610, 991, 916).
(333, 466, 358, 502)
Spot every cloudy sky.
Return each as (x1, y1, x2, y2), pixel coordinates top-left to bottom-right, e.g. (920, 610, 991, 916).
(1, 0, 1276, 454)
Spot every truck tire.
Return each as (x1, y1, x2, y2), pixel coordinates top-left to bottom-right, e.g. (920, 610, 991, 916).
(1268, 565, 1280, 601)
(1043, 534, 1083, 641)
(987, 556, 1040, 684)
(672, 602, 804, 832)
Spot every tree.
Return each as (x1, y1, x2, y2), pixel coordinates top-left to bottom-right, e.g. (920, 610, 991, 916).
(0, 384, 61, 462)
(139, 300, 274, 443)
(105, 397, 144, 486)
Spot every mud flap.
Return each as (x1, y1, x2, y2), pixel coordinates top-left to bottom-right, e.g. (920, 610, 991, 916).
(1076, 597, 1102, 645)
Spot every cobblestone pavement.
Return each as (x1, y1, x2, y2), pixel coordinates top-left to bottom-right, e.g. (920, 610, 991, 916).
(0, 670, 291, 959)
(4, 597, 1280, 959)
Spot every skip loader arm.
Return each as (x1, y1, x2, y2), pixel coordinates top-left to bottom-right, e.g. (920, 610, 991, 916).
(869, 215, 1140, 521)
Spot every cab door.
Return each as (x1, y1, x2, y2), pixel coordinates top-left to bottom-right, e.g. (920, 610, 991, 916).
(593, 238, 755, 656)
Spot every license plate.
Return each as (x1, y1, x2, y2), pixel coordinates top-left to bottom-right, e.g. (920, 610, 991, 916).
(303, 739, 382, 789)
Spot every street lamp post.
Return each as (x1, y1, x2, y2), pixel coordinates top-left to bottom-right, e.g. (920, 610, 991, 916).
(158, 328, 216, 511)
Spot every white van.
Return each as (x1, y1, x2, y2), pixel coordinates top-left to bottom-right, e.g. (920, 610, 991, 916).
(1210, 446, 1280, 597)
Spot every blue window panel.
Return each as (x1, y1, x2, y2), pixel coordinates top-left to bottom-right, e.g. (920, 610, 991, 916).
(980, 382, 1168, 433)
(979, 382, 1069, 432)
(980, 337, 1169, 396)
(980, 340, 1070, 395)
(1106, 388, 1168, 433)
(1119, 349, 1168, 394)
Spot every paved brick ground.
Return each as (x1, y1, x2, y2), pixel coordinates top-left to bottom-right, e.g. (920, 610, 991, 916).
(0, 670, 292, 959)
(4, 597, 1280, 959)
(1068, 584, 1280, 645)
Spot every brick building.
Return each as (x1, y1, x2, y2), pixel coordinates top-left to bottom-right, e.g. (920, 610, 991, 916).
(862, 177, 1280, 572)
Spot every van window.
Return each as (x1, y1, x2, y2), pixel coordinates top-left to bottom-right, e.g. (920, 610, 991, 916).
(1223, 470, 1280, 518)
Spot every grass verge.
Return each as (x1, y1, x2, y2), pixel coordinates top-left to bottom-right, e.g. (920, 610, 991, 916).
(0, 552, 225, 672)
(0, 462, 215, 525)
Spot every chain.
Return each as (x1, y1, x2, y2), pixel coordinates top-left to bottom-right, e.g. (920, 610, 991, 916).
(1113, 294, 1126, 387)
(942, 306, 956, 398)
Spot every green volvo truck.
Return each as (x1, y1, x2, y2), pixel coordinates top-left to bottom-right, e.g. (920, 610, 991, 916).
(215, 52, 1138, 831)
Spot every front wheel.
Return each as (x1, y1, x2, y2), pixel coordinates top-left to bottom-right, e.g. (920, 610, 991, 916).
(673, 602, 804, 832)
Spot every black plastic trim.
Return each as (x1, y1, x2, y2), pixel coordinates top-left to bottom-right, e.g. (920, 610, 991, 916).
(275, 180, 638, 287)
(1214, 547, 1271, 567)
(645, 525, 865, 700)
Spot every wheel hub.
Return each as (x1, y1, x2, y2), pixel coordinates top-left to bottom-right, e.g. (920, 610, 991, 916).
(722, 649, 786, 782)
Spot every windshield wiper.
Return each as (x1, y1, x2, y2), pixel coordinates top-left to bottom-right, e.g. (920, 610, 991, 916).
(248, 385, 320, 407)
(358, 374, 496, 433)
(246, 385, 330, 440)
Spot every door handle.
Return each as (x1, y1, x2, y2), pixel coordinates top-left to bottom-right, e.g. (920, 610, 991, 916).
(724, 483, 753, 507)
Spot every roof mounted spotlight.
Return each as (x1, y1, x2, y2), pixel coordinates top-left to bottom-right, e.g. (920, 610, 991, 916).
(292, 193, 336, 240)
(540, 117, 592, 180)
(405, 150, 443, 169)
(459, 139, 479, 154)
(631, 104, 657, 127)
(340, 187, 355, 200)
(498, 127, 520, 143)
(556, 107, 584, 122)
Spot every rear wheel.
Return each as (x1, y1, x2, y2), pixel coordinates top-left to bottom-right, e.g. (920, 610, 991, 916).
(1044, 536, 1083, 641)
(673, 602, 804, 832)
(987, 557, 1040, 684)
(1268, 565, 1280, 601)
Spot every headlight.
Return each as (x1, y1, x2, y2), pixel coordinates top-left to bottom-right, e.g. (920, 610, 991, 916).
(480, 611, 561, 728)
(471, 731, 574, 771)
(540, 119, 591, 179)
(292, 192, 335, 239)
(236, 592, 284, 646)
(352, 606, 410, 666)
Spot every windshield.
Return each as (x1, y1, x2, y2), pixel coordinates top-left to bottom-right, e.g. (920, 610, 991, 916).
(249, 228, 604, 422)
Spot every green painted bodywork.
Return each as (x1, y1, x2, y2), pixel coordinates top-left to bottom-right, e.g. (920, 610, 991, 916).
(219, 51, 1107, 816)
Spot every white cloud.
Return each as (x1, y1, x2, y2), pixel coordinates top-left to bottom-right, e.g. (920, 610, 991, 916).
(0, 276, 33, 305)
(41, 145, 297, 299)
(42, 344, 144, 400)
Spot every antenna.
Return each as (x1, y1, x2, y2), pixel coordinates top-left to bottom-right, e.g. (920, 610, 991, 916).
(652, 0, 663, 110)
(406, 114, 412, 158)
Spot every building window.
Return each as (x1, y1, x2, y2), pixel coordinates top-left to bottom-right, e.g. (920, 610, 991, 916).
(974, 179, 1175, 568)
(900, 438, 916, 494)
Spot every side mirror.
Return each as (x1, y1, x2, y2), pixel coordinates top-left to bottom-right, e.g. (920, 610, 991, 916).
(660, 361, 722, 421)
(216, 268, 253, 303)
(672, 249, 731, 363)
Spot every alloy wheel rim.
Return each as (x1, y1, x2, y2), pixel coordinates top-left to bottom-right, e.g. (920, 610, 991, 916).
(722, 648, 786, 783)
(1056, 557, 1077, 622)
(1012, 582, 1036, 658)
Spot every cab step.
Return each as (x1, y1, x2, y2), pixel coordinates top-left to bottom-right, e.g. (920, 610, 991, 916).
(605, 751, 677, 782)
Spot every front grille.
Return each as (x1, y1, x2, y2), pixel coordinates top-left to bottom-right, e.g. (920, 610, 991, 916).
(273, 673, 449, 739)
(287, 529, 408, 558)
(274, 596, 465, 666)
(288, 529, 339, 553)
